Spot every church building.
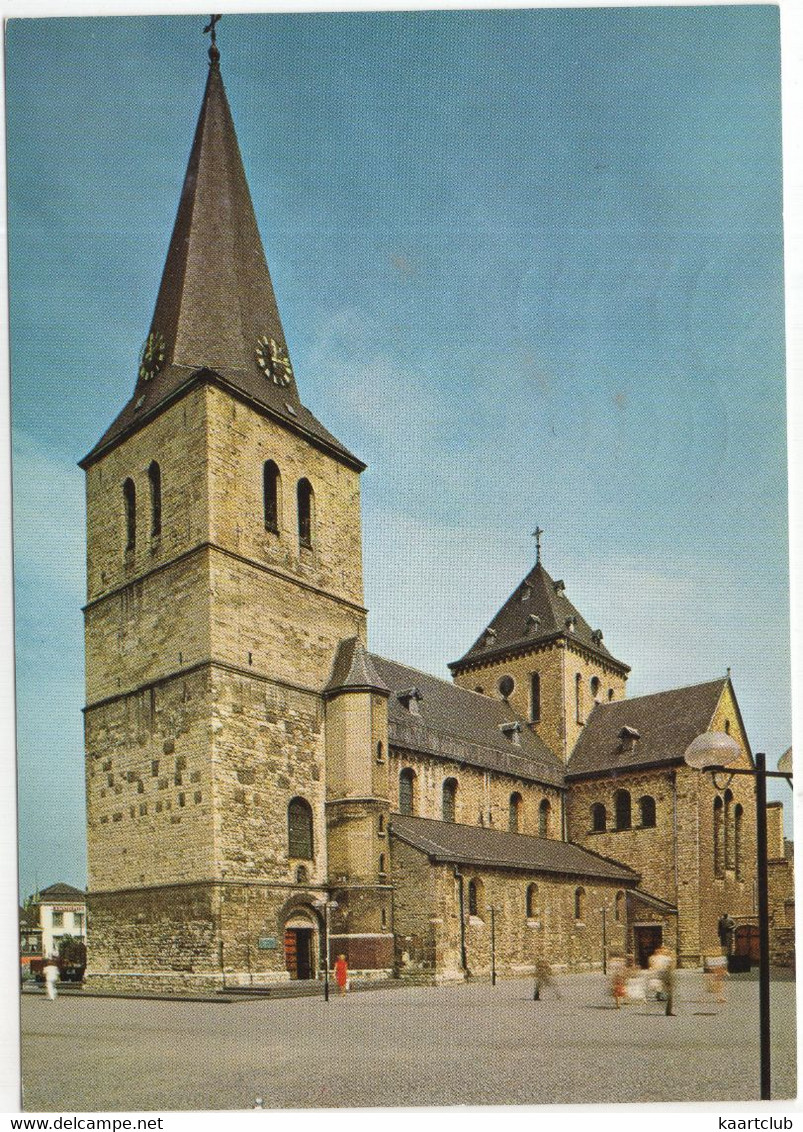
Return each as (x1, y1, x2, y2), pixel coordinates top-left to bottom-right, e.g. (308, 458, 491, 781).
(81, 37, 769, 991)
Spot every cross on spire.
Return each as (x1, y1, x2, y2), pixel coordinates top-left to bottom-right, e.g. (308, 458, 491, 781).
(204, 14, 222, 62)
(532, 526, 544, 565)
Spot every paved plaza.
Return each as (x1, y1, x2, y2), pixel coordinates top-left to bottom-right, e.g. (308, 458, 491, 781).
(19, 971, 796, 1111)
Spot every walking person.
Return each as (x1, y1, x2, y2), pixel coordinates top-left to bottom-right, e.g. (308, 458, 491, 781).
(43, 956, 59, 1001)
(533, 957, 561, 1001)
(649, 945, 676, 1016)
(706, 953, 729, 1004)
(608, 954, 627, 1008)
(334, 953, 349, 996)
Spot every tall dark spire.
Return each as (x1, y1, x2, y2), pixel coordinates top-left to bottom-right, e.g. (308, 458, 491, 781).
(83, 49, 363, 471)
(145, 56, 295, 399)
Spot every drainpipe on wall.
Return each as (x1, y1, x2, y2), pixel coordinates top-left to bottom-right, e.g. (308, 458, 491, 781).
(671, 770, 679, 902)
(454, 867, 467, 973)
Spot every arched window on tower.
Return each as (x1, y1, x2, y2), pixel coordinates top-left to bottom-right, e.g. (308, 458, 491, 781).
(263, 460, 281, 532)
(724, 789, 735, 870)
(734, 803, 744, 878)
(297, 478, 314, 548)
(615, 790, 631, 831)
(530, 673, 541, 723)
(509, 792, 523, 833)
(148, 461, 161, 538)
(575, 673, 583, 724)
(468, 877, 484, 918)
(574, 886, 586, 921)
(526, 883, 539, 919)
(713, 795, 724, 877)
(615, 890, 625, 922)
(399, 768, 416, 816)
(539, 798, 551, 838)
(123, 478, 136, 551)
(287, 797, 313, 860)
(591, 802, 607, 833)
(639, 795, 656, 828)
(442, 778, 458, 823)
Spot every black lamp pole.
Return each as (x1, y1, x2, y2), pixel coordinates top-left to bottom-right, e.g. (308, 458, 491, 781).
(490, 906, 497, 986)
(754, 752, 771, 1100)
(703, 753, 788, 1100)
(323, 901, 330, 1002)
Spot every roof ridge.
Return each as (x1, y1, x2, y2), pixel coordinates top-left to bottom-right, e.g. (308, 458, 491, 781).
(449, 560, 628, 673)
(369, 651, 496, 700)
(591, 675, 728, 709)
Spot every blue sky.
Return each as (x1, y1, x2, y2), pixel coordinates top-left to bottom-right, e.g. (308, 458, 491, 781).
(5, 8, 791, 899)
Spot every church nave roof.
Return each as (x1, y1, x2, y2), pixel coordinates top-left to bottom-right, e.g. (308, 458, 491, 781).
(566, 676, 733, 778)
(367, 652, 565, 787)
(390, 814, 640, 883)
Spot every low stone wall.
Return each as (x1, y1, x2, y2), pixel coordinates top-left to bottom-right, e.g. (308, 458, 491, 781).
(771, 926, 795, 969)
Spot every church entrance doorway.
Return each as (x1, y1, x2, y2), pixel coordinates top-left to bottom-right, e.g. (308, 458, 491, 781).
(284, 922, 316, 980)
(633, 924, 662, 968)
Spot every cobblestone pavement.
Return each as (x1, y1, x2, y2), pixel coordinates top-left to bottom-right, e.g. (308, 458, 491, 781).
(19, 971, 796, 1111)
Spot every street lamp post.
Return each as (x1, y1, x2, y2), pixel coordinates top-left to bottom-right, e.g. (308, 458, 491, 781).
(683, 734, 792, 1101)
(489, 905, 497, 986)
(601, 902, 608, 975)
(313, 897, 338, 1002)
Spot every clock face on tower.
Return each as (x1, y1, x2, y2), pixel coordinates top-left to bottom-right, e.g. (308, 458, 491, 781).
(139, 330, 166, 381)
(256, 335, 293, 386)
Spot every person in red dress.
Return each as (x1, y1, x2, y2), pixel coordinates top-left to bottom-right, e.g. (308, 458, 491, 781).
(334, 953, 349, 995)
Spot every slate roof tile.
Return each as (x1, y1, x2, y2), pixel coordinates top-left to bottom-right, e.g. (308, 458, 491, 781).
(566, 677, 730, 777)
(449, 562, 628, 673)
(391, 814, 639, 882)
(368, 652, 565, 787)
(81, 61, 361, 471)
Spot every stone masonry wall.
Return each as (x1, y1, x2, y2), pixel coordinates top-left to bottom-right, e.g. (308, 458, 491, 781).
(84, 387, 209, 604)
(453, 638, 627, 763)
(566, 768, 677, 902)
(388, 745, 563, 836)
(210, 666, 328, 885)
(205, 385, 365, 609)
(85, 551, 212, 705)
(86, 666, 215, 890)
(208, 549, 366, 694)
(391, 834, 630, 978)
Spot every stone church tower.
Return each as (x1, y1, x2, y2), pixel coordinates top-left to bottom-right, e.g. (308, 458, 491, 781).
(81, 42, 388, 989)
(449, 558, 630, 762)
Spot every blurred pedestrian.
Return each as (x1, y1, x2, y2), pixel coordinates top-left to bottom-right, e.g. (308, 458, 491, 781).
(533, 957, 561, 1000)
(706, 953, 728, 1003)
(334, 953, 349, 996)
(608, 954, 627, 1008)
(649, 945, 676, 1016)
(43, 957, 59, 1001)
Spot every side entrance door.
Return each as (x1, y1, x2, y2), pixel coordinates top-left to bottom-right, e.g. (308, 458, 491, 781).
(284, 927, 315, 980)
(633, 924, 662, 968)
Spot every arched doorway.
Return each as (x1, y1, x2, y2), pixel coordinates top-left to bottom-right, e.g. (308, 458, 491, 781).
(283, 909, 320, 980)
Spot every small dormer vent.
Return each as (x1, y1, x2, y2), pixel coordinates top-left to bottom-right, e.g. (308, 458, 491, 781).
(500, 721, 523, 747)
(398, 686, 424, 715)
(565, 616, 577, 633)
(591, 629, 604, 645)
(525, 613, 541, 635)
(554, 580, 566, 595)
(618, 726, 640, 751)
(481, 627, 497, 648)
(519, 581, 532, 602)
